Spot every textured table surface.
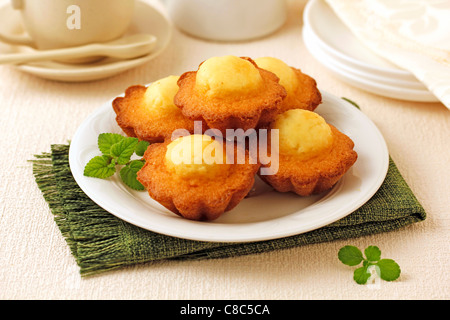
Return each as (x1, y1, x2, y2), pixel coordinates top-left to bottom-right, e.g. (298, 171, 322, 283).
(1, 0, 448, 300)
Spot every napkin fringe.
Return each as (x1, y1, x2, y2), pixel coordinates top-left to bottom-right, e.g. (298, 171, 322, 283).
(32, 145, 132, 276)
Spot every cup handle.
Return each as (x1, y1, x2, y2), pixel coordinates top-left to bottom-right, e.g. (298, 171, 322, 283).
(1, 0, 35, 46)
(11, 0, 23, 9)
(0, 33, 34, 46)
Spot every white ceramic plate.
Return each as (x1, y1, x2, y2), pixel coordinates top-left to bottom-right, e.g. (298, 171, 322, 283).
(303, 0, 414, 81)
(69, 91, 389, 242)
(303, 26, 439, 102)
(0, 0, 172, 82)
(303, 26, 425, 90)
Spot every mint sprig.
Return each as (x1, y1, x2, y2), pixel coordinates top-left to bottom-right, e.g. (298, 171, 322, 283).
(84, 155, 117, 179)
(338, 245, 401, 284)
(84, 133, 149, 190)
(119, 160, 146, 191)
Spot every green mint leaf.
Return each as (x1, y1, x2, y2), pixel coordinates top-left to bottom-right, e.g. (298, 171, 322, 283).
(338, 245, 364, 266)
(376, 259, 401, 281)
(353, 266, 371, 285)
(98, 133, 125, 155)
(135, 140, 150, 157)
(84, 155, 116, 179)
(110, 137, 139, 165)
(364, 246, 382, 262)
(119, 160, 145, 190)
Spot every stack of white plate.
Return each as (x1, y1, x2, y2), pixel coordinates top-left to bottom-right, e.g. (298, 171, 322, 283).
(302, 0, 438, 102)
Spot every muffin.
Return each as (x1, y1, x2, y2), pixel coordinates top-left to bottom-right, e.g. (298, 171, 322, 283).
(254, 57, 322, 113)
(174, 55, 287, 134)
(113, 75, 196, 143)
(259, 109, 357, 196)
(137, 134, 260, 220)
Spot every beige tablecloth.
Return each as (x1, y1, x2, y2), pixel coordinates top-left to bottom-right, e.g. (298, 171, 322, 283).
(1, 0, 449, 300)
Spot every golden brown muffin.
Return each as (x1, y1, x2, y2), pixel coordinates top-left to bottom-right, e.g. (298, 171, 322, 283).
(137, 134, 260, 221)
(259, 109, 357, 196)
(174, 55, 287, 134)
(254, 57, 322, 113)
(113, 75, 196, 143)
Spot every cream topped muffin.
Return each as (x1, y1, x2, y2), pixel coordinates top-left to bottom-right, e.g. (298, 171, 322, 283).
(137, 134, 260, 220)
(255, 57, 299, 97)
(254, 57, 322, 113)
(164, 134, 229, 180)
(174, 56, 287, 134)
(112, 75, 196, 143)
(259, 109, 357, 196)
(195, 55, 263, 99)
(143, 75, 182, 115)
(271, 109, 333, 160)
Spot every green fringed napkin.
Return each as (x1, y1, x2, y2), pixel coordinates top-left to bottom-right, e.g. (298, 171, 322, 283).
(32, 144, 426, 276)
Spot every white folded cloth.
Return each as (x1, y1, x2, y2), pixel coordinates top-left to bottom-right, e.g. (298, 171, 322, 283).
(325, 0, 450, 109)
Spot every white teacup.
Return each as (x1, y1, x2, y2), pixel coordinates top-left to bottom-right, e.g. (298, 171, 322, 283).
(4, 0, 135, 49)
(165, 0, 287, 41)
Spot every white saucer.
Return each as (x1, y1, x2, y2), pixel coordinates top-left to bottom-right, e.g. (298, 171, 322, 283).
(302, 0, 439, 102)
(303, 27, 439, 102)
(303, 26, 424, 90)
(0, 0, 172, 82)
(303, 0, 411, 79)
